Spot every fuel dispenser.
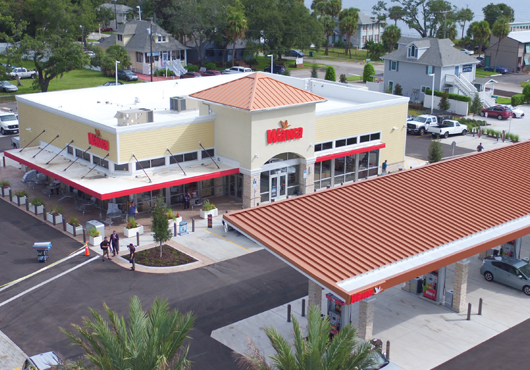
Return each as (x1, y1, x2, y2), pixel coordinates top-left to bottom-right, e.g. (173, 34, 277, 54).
(422, 267, 446, 303)
(325, 293, 353, 336)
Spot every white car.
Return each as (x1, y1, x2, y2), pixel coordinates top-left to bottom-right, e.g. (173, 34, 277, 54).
(501, 104, 525, 118)
(460, 48, 474, 55)
(222, 66, 252, 74)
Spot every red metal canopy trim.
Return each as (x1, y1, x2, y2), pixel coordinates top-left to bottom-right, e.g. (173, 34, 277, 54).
(315, 143, 386, 163)
(5, 151, 239, 200)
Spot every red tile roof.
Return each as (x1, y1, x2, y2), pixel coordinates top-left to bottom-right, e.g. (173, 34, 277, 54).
(224, 141, 530, 302)
(189, 72, 326, 111)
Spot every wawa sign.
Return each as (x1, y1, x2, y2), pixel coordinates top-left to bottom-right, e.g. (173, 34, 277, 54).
(267, 120, 303, 145)
(349, 285, 384, 304)
(88, 129, 109, 151)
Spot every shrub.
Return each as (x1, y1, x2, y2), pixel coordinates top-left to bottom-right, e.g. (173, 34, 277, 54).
(49, 204, 63, 215)
(425, 88, 471, 103)
(126, 216, 137, 229)
(458, 118, 486, 128)
(339, 74, 347, 83)
(470, 93, 482, 115)
(334, 40, 345, 48)
(511, 94, 525, 106)
(154, 69, 174, 77)
(204, 61, 216, 71)
(202, 199, 216, 211)
(363, 63, 375, 83)
(394, 83, 403, 96)
(14, 190, 28, 198)
(186, 64, 199, 72)
(282, 67, 290, 76)
(324, 66, 336, 81)
(523, 84, 530, 103)
(30, 197, 45, 206)
(311, 63, 318, 78)
(0, 180, 10, 187)
(438, 91, 450, 111)
(166, 209, 177, 220)
(428, 139, 443, 163)
(87, 226, 100, 237)
(69, 216, 80, 227)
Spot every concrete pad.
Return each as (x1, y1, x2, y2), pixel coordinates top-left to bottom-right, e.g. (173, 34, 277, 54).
(0, 329, 27, 370)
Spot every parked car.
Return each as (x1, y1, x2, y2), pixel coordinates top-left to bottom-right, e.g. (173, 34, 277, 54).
(477, 60, 485, 68)
(0, 80, 18, 92)
(222, 66, 252, 74)
(117, 69, 139, 81)
(460, 48, 474, 55)
(264, 65, 286, 74)
(286, 49, 305, 58)
(180, 72, 202, 79)
(0, 110, 19, 134)
(22, 351, 60, 370)
(100, 27, 113, 32)
(484, 65, 509, 74)
(100, 81, 123, 86)
(362, 349, 404, 370)
(480, 105, 513, 120)
(500, 104, 524, 118)
(480, 256, 530, 296)
(9, 67, 37, 79)
(200, 70, 222, 77)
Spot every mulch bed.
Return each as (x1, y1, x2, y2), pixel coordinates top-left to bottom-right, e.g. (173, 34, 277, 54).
(129, 244, 197, 267)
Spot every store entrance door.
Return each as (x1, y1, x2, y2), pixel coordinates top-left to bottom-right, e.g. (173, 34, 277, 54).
(270, 173, 287, 201)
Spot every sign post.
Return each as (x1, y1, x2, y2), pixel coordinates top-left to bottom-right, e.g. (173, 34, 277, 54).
(451, 141, 456, 157)
(252, 179, 257, 207)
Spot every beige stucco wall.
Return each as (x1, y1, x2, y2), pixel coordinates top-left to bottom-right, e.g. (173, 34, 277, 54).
(118, 120, 214, 163)
(212, 105, 252, 168)
(18, 103, 118, 161)
(315, 103, 408, 166)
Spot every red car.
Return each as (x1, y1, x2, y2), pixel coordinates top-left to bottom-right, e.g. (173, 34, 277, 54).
(180, 72, 202, 79)
(480, 105, 513, 120)
(200, 70, 222, 77)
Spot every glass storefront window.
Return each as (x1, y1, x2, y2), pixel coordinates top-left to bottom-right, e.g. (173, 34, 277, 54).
(92, 155, 109, 169)
(260, 171, 269, 193)
(184, 152, 198, 161)
(136, 160, 150, 170)
(170, 154, 184, 164)
(321, 160, 331, 179)
(151, 157, 166, 167)
(201, 179, 214, 197)
(170, 185, 184, 205)
(314, 162, 321, 181)
(115, 163, 129, 171)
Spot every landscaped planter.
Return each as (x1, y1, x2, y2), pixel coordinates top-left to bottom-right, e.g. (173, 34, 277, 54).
(13, 195, 27, 205)
(200, 208, 218, 219)
(46, 213, 63, 225)
(66, 223, 83, 236)
(168, 217, 183, 230)
(89, 235, 102, 246)
(29, 203, 45, 214)
(1, 186, 10, 197)
(124, 225, 144, 238)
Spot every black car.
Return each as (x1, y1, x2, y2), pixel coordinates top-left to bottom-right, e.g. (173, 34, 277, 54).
(117, 70, 139, 81)
(286, 49, 305, 58)
(264, 65, 285, 74)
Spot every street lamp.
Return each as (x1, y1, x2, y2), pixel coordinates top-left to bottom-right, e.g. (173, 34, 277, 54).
(115, 60, 120, 86)
(147, 25, 153, 82)
(136, 6, 142, 21)
(80, 25, 84, 48)
(267, 54, 273, 73)
(428, 73, 435, 115)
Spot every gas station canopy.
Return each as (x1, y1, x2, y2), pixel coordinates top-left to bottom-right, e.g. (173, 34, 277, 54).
(224, 141, 530, 304)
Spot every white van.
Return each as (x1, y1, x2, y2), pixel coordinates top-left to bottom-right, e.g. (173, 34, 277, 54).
(22, 351, 60, 370)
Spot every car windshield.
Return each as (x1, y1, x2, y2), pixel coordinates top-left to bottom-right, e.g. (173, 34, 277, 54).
(123, 71, 134, 75)
(364, 351, 390, 370)
(518, 263, 530, 277)
(413, 117, 427, 123)
(440, 122, 453, 127)
(0, 115, 16, 122)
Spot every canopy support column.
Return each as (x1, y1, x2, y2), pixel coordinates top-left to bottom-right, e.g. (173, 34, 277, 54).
(452, 259, 469, 313)
(358, 297, 376, 341)
(308, 279, 322, 311)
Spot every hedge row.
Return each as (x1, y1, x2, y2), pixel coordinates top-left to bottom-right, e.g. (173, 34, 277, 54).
(425, 88, 472, 103)
(458, 117, 486, 128)
(511, 94, 525, 106)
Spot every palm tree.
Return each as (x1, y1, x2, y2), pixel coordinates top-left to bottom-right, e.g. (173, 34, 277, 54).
(321, 15, 335, 55)
(472, 20, 491, 58)
(492, 17, 510, 68)
(235, 306, 375, 370)
(326, 0, 342, 20)
(388, 6, 405, 26)
(62, 296, 195, 370)
(226, 1, 248, 67)
(339, 8, 359, 57)
(381, 25, 401, 52)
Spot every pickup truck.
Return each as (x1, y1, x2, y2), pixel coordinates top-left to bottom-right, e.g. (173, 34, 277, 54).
(9, 67, 37, 79)
(222, 66, 252, 74)
(406, 115, 438, 135)
(429, 120, 468, 138)
(0, 110, 19, 135)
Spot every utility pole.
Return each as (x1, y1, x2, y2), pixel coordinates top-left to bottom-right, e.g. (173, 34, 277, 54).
(148, 23, 153, 82)
(439, 10, 451, 39)
(114, 0, 118, 30)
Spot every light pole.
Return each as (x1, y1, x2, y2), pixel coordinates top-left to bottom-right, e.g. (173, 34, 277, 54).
(429, 73, 435, 115)
(80, 25, 84, 48)
(114, 0, 118, 30)
(115, 60, 120, 85)
(147, 25, 153, 82)
(267, 54, 273, 73)
(136, 6, 142, 21)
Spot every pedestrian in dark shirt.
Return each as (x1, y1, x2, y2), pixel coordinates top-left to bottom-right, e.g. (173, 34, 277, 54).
(184, 191, 191, 210)
(128, 201, 137, 219)
(110, 230, 119, 257)
(477, 143, 484, 152)
(100, 237, 111, 261)
(128, 243, 136, 271)
(382, 160, 388, 174)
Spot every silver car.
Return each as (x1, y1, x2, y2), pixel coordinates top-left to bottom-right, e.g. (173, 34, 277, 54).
(480, 257, 530, 295)
(0, 80, 18, 92)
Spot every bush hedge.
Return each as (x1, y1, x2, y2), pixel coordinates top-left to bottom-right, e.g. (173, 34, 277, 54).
(186, 64, 199, 72)
(458, 117, 486, 128)
(425, 88, 471, 103)
(511, 94, 525, 106)
(154, 70, 174, 77)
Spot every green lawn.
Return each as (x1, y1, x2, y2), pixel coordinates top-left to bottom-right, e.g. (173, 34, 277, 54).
(346, 76, 362, 81)
(309, 47, 369, 62)
(475, 68, 499, 78)
(495, 97, 511, 104)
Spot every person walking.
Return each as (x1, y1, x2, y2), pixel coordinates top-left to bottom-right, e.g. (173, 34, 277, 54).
(128, 243, 136, 271)
(477, 143, 484, 152)
(382, 160, 388, 174)
(128, 200, 137, 219)
(100, 237, 111, 261)
(184, 190, 191, 210)
(110, 230, 119, 257)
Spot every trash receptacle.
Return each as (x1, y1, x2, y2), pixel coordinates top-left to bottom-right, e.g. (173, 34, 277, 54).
(445, 289, 454, 309)
(309, 51, 314, 57)
(86, 220, 105, 239)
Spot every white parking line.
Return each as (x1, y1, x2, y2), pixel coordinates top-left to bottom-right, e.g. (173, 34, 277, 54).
(0, 257, 98, 308)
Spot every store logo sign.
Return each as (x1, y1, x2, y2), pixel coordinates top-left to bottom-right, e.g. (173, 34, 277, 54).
(267, 120, 303, 144)
(350, 289, 373, 304)
(88, 130, 109, 151)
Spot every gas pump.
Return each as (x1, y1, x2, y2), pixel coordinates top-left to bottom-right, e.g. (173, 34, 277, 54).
(422, 267, 446, 303)
(325, 293, 353, 336)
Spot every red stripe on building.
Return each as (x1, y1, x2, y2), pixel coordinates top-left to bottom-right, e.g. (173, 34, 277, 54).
(315, 143, 386, 163)
(5, 151, 239, 200)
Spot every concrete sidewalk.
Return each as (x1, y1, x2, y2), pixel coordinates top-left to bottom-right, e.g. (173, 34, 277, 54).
(0, 329, 27, 370)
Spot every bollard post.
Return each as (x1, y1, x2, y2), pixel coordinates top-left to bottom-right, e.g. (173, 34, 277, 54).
(136, 232, 140, 246)
(192, 218, 195, 232)
(287, 304, 291, 322)
(62, 217, 66, 232)
(34, 203, 37, 215)
(42, 207, 46, 220)
(478, 298, 483, 315)
(386, 341, 390, 360)
(53, 213, 56, 226)
(1, 186, 3, 197)
(174, 223, 177, 237)
(2, 156, 5, 167)
(8, 189, 12, 202)
(25, 200, 29, 211)
(82, 226, 86, 243)
(467, 303, 472, 320)
(301, 299, 306, 317)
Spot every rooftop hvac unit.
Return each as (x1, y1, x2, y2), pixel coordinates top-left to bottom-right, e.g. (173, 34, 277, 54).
(170, 96, 186, 112)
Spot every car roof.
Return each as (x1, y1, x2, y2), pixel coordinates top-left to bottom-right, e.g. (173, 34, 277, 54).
(29, 351, 60, 369)
(487, 256, 527, 267)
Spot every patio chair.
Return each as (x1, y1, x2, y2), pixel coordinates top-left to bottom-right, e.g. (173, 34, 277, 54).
(58, 188, 73, 201)
(75, 201, 86, 215)
(42, 188, 52, 198)
(191, 198, 203, 210)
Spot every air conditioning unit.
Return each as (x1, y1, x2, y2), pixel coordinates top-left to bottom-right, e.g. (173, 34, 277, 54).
(170, 96, 186, 112)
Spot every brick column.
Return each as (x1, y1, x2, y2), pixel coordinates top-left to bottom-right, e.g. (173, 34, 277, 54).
(308, 279, 322, 311)
(358, 297, 376, 341)
(402, 280, 411, 292)
(300, 160, 315, 195)
(242, 174, 260, 209)
(452, 259, 470, 313)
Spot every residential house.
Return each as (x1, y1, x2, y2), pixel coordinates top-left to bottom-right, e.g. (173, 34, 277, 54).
(329, 12, 384, 49)
(485, 22, 530, 73)
(377, 38, 494, 110)
(186, 39, 247, 65)
(99, 20, 188, 76)
(99, 3, 132, 30)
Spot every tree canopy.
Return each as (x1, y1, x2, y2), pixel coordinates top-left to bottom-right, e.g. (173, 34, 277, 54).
(482, 3, 514, 29)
